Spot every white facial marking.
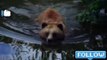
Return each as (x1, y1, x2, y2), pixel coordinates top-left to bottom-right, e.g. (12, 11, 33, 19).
(47, 33, 53, 42)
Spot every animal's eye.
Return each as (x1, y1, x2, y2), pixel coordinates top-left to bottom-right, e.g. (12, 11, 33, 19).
(57, 24, 63, 31)
(42, 23, 47, 28)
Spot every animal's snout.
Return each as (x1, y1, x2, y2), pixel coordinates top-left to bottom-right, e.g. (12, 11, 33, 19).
(47, 34, 54, 43)
(47, 39, 54, 43)
(47, 33, 53, 41)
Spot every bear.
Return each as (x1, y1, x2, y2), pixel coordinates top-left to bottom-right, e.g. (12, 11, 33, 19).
(37, 8, 66, 45)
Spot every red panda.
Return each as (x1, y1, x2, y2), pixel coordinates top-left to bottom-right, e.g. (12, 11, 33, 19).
(37, 8, 66, 45)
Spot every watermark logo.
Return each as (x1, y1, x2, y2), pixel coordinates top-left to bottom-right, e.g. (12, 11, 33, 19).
(75, 51, 106, 60)
(1, 10, 11, 17)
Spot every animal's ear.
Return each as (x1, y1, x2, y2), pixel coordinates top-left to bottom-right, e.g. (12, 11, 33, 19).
(57, 24, 63, 31)
(42, 23, 47, 28)
(45, 8, 61, 20)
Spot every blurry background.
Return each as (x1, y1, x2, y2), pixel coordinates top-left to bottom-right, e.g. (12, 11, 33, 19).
(0, 0, 107, 60)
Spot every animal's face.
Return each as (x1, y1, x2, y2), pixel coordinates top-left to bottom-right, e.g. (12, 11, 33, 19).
(39, 23, 65, 45)
(37, 8, 66, 45)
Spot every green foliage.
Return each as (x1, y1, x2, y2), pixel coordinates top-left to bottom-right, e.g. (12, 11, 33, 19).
(0, 36, 12, 43)
(0, 0, 25, 8)
(0, 36, 5, 41)
(77, 0, 100, 25)
(29, 0, 72, 4)
(0, 0, 73, 8)
(81, 0, 95, 5)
